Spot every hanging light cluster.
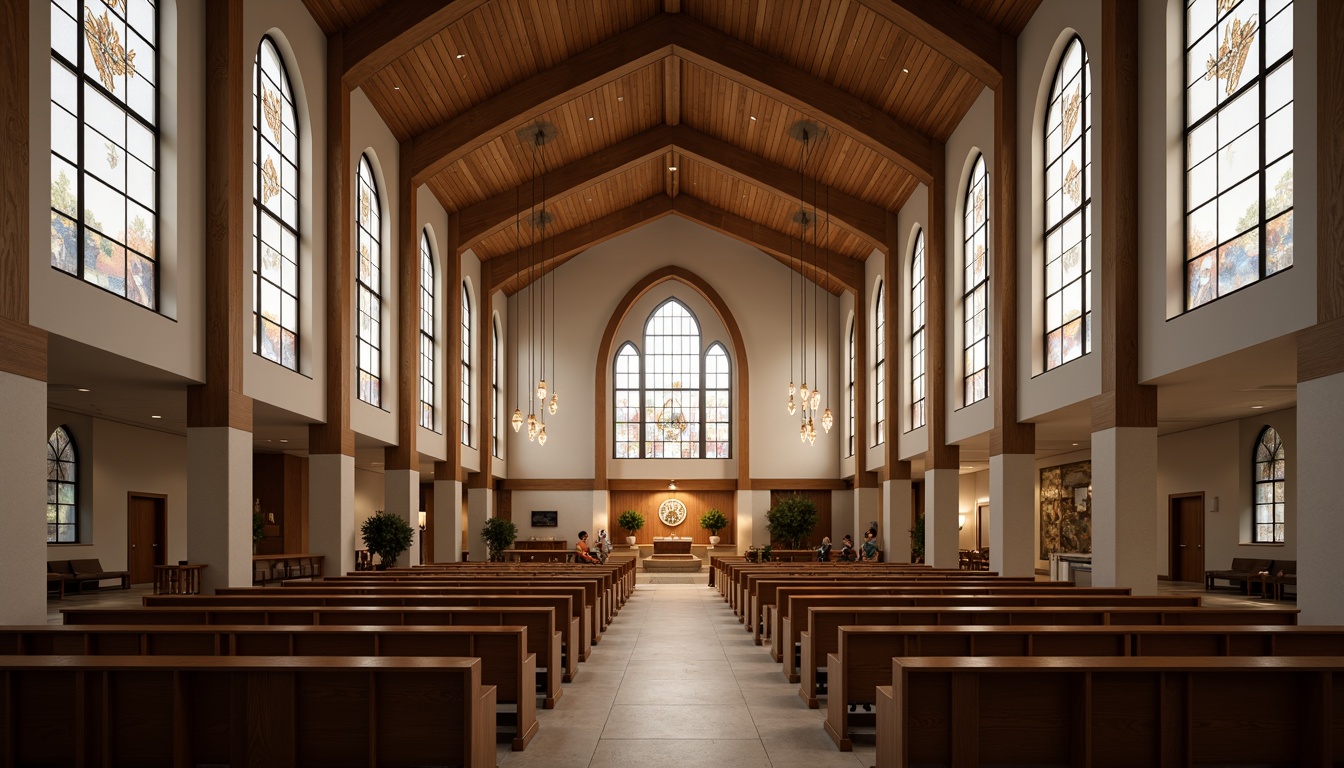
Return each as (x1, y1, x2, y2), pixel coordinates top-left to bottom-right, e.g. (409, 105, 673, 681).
(511, 124, 560, 447)
(784, 121, 834, 446)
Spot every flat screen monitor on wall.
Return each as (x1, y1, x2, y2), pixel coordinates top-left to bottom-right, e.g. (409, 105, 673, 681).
(531, 510, 558, 527)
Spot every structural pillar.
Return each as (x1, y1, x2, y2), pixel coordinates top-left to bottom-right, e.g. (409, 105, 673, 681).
(383, 143, 420, 567)
(922, 141, 960, 569)
(924, 469, 960, 569)
(879, 477, 911, 562)
(989, 453, 1035, 576)
(881, 213, 913, 562)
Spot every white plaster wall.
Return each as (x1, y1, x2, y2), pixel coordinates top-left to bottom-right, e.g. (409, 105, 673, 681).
(29, 1, 207, 381)
(511, 490, 601, 544)
(897, 185, 930, 462)
(354, 466, 386, 532)
(958, 469, 991, 550)
(1137, 0, 1317, 382)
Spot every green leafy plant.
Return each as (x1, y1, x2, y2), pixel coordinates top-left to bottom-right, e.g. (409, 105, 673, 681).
(910, 512, 926, 564)
(761, 544, 773, 562)
(617, 509, 645, 537)
(360, 511, 415, 569)
(253, 510, 265, 543)
(765, 494, 819, 549)
(699, 508, 729, 536)
(481, 516, 518, 562)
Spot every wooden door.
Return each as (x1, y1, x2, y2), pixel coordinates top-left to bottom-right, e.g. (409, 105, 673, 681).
(127, 493, 166, 584)
(1168, 493, 1205, 582)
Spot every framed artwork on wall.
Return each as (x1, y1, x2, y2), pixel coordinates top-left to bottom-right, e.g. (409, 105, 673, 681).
(531, 510, 558, 527)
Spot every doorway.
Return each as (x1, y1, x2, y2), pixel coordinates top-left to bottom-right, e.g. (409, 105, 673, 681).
(127, 492, 167, 584)
(1168, 492, 1205, 583)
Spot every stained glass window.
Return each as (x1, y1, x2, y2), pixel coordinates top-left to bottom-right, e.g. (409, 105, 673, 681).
(1185, 0, 1293, 309)
(644, 300, 701, 458)
(963, 154, 990, 405)
(419, 229, 435, 430)
(614, 343, 641, 459)
(704, 343, 731, 458)
(252, 36, 300, 369)
(47, 426, 78, 543)
(356, 154, 382, 406)
(910, 229, 927, 429)
(1044, 36, 1092, 370)
(461, 283, 472, 446)
(50, 0, 158, 309)
(847, 320, 855, 457)
(1252, 425, 1285, 543)
(874, 280, 885, 445)
(492, 317, 502, 458)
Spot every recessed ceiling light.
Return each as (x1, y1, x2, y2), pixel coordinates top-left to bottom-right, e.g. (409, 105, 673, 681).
(455, 53, 466, 60)
(393, 86, 400, 90)
(902, 68, 909, 74)
(77, 387, 91, 392)
(587, 116, 594, 121)
(1072, 443, 1079, 446)
(279, 439, 288, 443)
(668, 165, 677, 171)
(151, 415, 162, 419)
(1251, 405, 1264, 409)
(617, 96, 624, 101)
(749, 115, 757, 121)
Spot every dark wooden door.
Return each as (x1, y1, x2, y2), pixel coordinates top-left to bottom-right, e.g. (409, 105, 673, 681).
(1169, 494, 1204, 582)
(127, 494, 166, 584)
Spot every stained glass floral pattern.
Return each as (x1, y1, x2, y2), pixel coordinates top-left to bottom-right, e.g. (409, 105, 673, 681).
(910, 230, 926, 430)
(963, 155, 989, 403)
(84, 7, 137, 92)
(253, 37, 300, 369)
(420, 230, 436, 431)
(1044, 37, 1091, 371)
(356, 154, 383, 406)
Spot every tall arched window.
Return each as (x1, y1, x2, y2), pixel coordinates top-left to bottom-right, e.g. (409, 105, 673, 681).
(704, 343, 731, 458)
(461, 283, 472, 446)
(910, 229, 927, 428)
(1044, 36, 1091, 370)
(963, 154, 990, 405)
(253, 36, 300, 369)
(50, 0, 159, 309)
(874, 280, 885, 445)
(492, 316, 502, 458)
(1184, 0, 1294, 309)
(418, 229, 435, 430)
(355, 154, 382, 405)
(1253, 426, 1285, 543)
(847, 319, 855, 457)
(613, 343, 641, 459)
(47, 426, 78, 543)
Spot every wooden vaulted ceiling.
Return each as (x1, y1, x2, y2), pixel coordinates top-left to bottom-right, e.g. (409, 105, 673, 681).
(303, 0, 1042, 295)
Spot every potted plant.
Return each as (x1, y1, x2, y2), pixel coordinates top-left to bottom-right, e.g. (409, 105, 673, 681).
(252, 504, 265, 556)
(360, 510, 415, 569)
(765, 494, 819, 550)
(481, 516, 518, 562)
(699, 508, 728, 546)
(909, 512, 926, 564)
(617, 509, 644, 546)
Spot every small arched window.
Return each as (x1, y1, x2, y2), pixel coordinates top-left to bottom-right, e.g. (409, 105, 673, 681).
(418, 229, 435, 430)
(1252, 426, 1285, 543)
(846, 319, 855, 457)
(963, 154, 990, 405)
(492, 316, 502, 458)
(253, 36, 301, 369)
(613, 342, 641, 459)
(704, 343, 731, 458)
(1044, 35, 1091, 370)
(356, 154, 382, 406)
(874, 280, 885, 445)
(461, 282, 472, 446)
(910, 229, 926, 428)
(47, 426, 78, 543)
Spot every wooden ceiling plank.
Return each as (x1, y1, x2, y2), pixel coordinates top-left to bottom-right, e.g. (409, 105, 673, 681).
(343, 0, 493, 88)
(664, 55, 682, 126)
(848, 0, 1001, 86)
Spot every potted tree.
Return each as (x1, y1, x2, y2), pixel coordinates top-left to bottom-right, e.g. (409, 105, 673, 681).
(481, 516, 518, 562)
(617, 509, 645, 546)
(909, 512, 926, 564)
(699, 508, 729, 546)
(765, 494, 819, 550)
(360, 511, 415, 569)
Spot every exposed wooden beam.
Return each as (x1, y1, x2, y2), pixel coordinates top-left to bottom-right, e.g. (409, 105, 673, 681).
(664, 55, 681, 126)
(342, 0, 492, 88)
(485, 195, 676, 295)
(455, 124, 889, 253)
(671, 195, 862, 295)
(386, 145, 419, 471)
(850, 0, 1002, 86)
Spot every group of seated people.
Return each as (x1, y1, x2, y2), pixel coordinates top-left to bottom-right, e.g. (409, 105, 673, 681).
(816, 528, 880, 562)
(575, 530, 611, 564)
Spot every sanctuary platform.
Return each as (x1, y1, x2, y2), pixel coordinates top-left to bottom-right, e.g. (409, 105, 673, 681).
(642, 537, 703, 573)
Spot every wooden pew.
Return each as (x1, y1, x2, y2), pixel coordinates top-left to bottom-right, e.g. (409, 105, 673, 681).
(731, 565, 997, 618)
(410, 561, 634, 606)
(338, 571, 620, 624)
(61, 604, 567, 708)
(874, 656, 1344, 767)
(784, 595, 1209, 684)
(826, 624, 1344, 750)
(0, 655, 497, 768)
(0, 623, 539, 751)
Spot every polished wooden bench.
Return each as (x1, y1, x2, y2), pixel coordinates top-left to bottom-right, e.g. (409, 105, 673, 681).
(252, 553, 324, 585)
(0, 623, 539, 751)
(783, 595, 1208, 684)
(874, 656, 1344, 767)
(825, 624, 1344, 750)
(61, 604, 567, 708)
(0, 655, 496, 768)
(724, 563, 944, 612)
(367, 564, 627, 614)
(731, 566, 1002, 617)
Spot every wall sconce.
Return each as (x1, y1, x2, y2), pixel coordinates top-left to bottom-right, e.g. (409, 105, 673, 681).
(668, 480, 677, 491)
(417, 511, 427, 566)
(958, 513, 967, 531)
(417, 511, 427, 530)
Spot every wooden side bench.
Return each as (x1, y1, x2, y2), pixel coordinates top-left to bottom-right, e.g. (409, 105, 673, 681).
(0, 655, 496, 768)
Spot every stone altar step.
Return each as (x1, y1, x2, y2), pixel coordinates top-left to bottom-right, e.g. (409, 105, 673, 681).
(641, 554, 703, 573)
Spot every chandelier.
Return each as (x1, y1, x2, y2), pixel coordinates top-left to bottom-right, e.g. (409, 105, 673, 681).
(655, 382, 690, 440)
(511, 123, 560, 447)
(785, 121, 833, 446)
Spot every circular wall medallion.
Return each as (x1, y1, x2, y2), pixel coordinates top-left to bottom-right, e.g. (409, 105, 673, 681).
(658, 498, 688, 527)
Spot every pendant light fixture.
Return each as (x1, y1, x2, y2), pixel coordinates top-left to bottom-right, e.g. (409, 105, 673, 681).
(515, 122, 560, 446)
(786, 119, 828, 447)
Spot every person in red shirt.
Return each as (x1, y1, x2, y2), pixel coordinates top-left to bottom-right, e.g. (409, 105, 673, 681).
(575, 531, 601, 564)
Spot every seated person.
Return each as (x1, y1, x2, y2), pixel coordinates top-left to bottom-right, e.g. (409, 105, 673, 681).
(595, 530, 612, 563)
(816, 536, 832, 562)
(575, 531, 601, 564)
(861, 528, 880, 562)
(837, 535, 857, 562)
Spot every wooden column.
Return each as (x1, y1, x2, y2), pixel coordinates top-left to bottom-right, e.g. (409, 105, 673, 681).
(310, 33, 354, 457)
(385, 145, 418, 471)
(1299, 0, 1344, 366)
(924, 142, 959, 471)
(990, 32, 1034, 455)
(471, 289, 495, 486)
(189, 0, 251, 431)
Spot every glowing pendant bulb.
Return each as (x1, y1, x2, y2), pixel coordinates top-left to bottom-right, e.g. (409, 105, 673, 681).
(799, 422, 808, 442)
(821, 407, 834, 433)
(810, 389, 822, 410)
(536, 379, 547, 402)
(787, 394, 796, 416)
(807, 418, 817, 445)
(527, 413, 538, 441)
(800, 383, 810, 404)
(548, 393, 559, 415)
(537, 425, 548, 446)
(511, 408, 523, 432)
(788, 381, 796, 397)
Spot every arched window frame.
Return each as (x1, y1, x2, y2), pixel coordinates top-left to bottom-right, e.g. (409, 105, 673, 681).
(1044, 35, 1092, 370)
(418, 229, 435, 430)
(847, 319, 855, 457)
(963, 154, 990, 405)
(461, 282, 472, 446)
(703, 342, 731, 458)
(252, 35, 301, 370)
(1183, 0, 1294, 310)
(47, 426, 78, 543)
(49, 0, 160, 310)
(643, 299, 702, 459)
(492, 316, 502, 458)
(910, 229, 927, 429)
(874, 280, 886, 445)
(613, 342, 641, 459)
(1252, 425, 1285, 544)
(355, 153, 382, 406)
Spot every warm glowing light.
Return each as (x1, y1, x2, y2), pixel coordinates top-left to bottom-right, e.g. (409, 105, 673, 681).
(527, 413, 538, 441)
(548, 393, 559, 415)
(799, 383, 810, 402)
(788, 381, 796, 397)
(809, 389, 821, 410)
(799, 422, 807, 442)
(537, 425, 547, 445)
(821, 408, 833, 432)
(807, 418, 817, 445)
(787, 395, 796, 416)
(536, 380, 548, 401)
(511, 408, 523, 432)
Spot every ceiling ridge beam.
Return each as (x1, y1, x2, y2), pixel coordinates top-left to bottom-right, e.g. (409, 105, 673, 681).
(850, 0, 1002, 87)
(342, 0, 493, 88)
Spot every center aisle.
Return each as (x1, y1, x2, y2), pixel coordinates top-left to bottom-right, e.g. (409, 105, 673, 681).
(497, 580, 873, 768)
